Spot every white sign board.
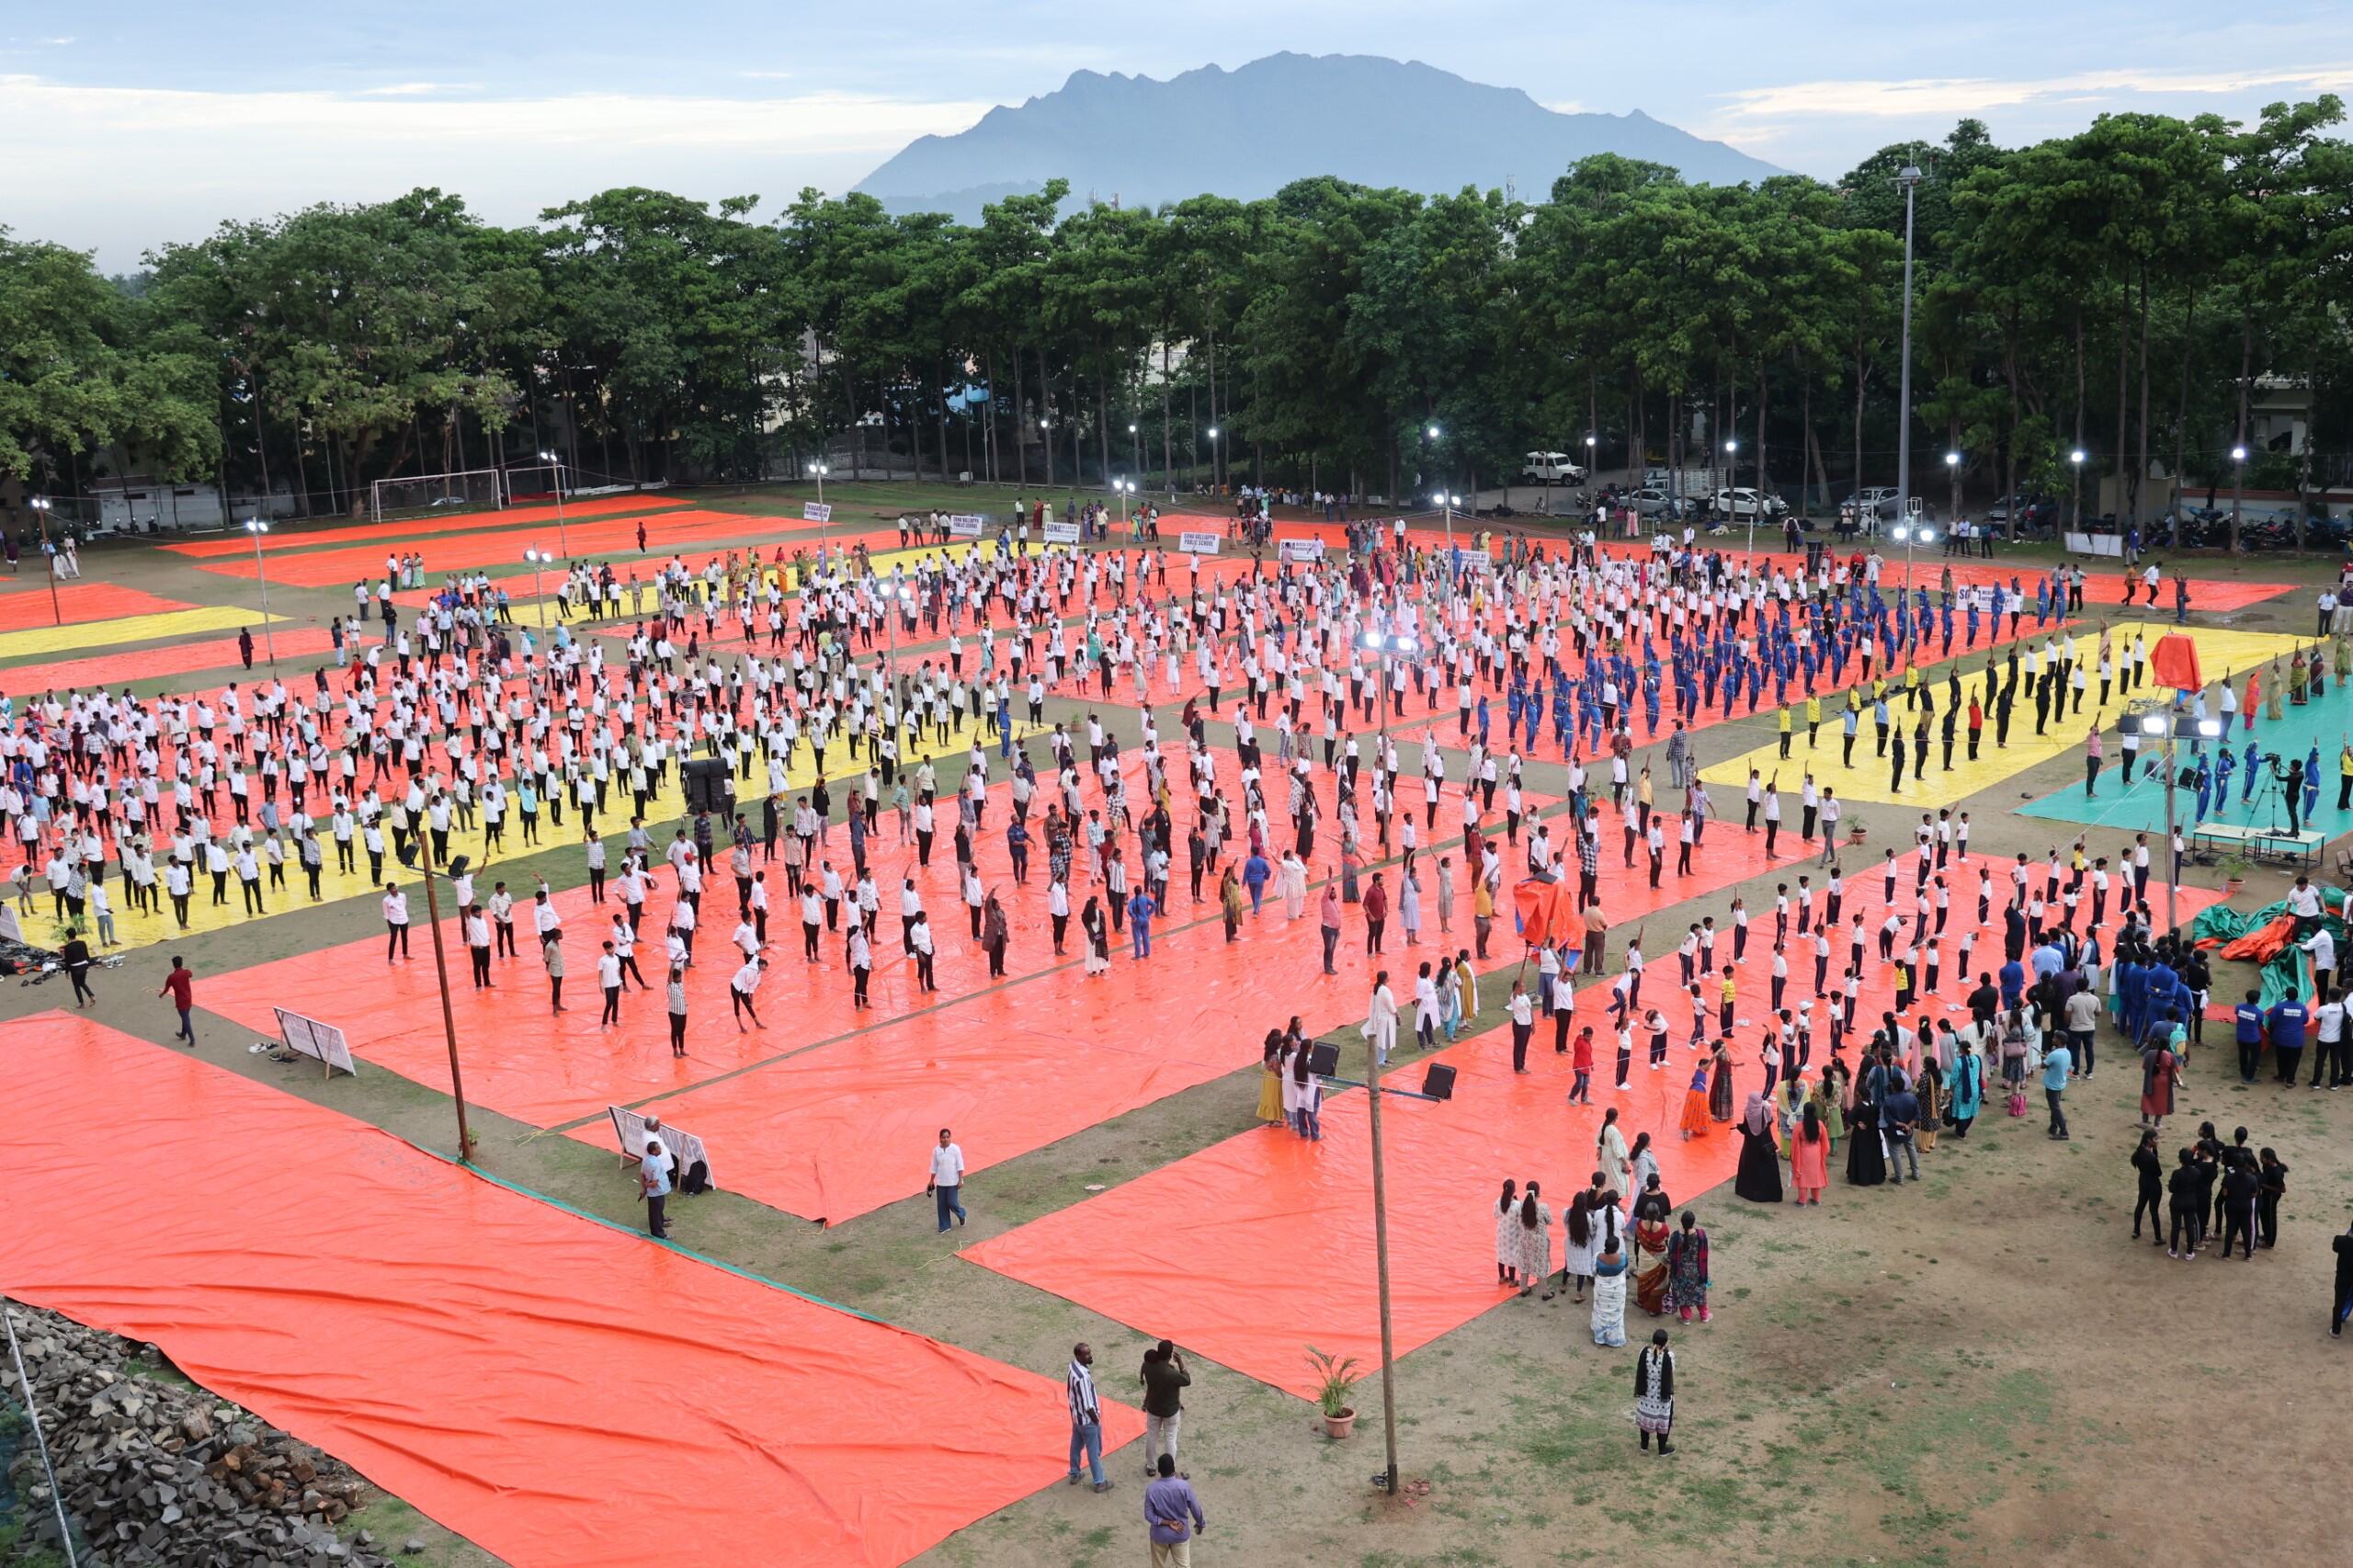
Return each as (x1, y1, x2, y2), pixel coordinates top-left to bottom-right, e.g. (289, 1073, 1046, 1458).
(1278, 537, 1326, 563)
(1453, 550, 1495, 574)
(1179, 530, 1223, 556)
(948, 514, 986, 538)
(274, 1006, 357, 1076)
(2063, 530, 2124, 558)
(1042, 520, 1082, 544)
(607, 1105, 717, 1191)
(801, 502, 833, 523)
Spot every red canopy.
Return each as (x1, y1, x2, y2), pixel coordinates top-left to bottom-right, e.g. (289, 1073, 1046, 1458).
(2149, 631, 2203, 692)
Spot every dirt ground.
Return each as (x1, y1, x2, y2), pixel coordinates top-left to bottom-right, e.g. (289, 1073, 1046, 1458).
(5, 487, 2349, 1568)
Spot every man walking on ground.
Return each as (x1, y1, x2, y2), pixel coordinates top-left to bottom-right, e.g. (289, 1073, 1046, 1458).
(159, 956, 195, 1044)
(927, 1128, 967, 1232)
(1144, 1452, 1205, 1565)
(639, 1131, 672, 1240)
(1065, 1343, 1112, 1493)
(1140, 1341, 1190, 1477)
(2042, 1037, 2074, 1140)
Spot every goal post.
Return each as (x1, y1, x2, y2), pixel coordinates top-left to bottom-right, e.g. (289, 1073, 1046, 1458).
(502, 460, 565, 502)
(367, 468, 506, 523)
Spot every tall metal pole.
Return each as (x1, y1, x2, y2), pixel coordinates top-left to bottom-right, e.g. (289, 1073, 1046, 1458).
(246, 519, 278, 667)
(540, 449, 570, 560)
(1364, 632, 1405, 1494)
(28, 497, 63, 625)
(412, 829, 473, 1161)
(1894, 165, 1923, 540)
(2159, 730, 2178, 935)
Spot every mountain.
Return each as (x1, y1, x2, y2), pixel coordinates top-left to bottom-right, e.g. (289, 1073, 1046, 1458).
(856, 52, 1787, 221)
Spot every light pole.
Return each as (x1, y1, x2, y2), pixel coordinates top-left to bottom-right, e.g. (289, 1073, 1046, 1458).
(1205, 425, 1220, 494)
(2143, 712, 2226, 933)
(1726, 437, 1750, 555)
(1893, 163, 1925, 548)
(2070, 448, 2086, 535)
(1944, 449, 1961, 529)
(2230, 444, 2247, 552)
(813, 461, 829, 509)
(1129, 422, 1141, 489)
(1358, 627, 1415, 1497)
(523, 547, 554, 634)
(538, 449, 569, 559)
(25, 496, 63, 625)
(244, 518, 278, 668)
(395, 833, 475, 1163)
(1040, 416, 1053, 490)
(1891, 522, 1937, 595)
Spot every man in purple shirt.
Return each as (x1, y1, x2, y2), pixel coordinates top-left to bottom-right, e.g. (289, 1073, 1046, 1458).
(1143, 1453, 1204, 1565)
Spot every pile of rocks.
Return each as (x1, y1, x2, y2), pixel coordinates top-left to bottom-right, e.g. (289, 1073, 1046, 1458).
(5, 1303, 412, 1566)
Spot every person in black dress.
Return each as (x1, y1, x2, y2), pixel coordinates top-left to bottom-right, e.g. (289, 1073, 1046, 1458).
(1733, 1093, 1783, 1203)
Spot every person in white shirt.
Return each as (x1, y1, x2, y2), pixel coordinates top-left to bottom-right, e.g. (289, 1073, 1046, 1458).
(533, 889, 562, 941)
(597, 942, 625, 1026)
(926, 1129, 968, 1231)
(729, 954, 767, 1029)
(465, 906, 494, 987)
(381, 883, 411, 960)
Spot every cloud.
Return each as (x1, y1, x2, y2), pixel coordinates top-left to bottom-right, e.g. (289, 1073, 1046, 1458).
(1710, 62, 2353, 127)
(357, 81, 485, 97)
(0, 74, 996, 267)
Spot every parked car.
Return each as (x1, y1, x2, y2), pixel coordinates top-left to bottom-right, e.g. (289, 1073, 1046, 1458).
(1711, 487, 1787, 519)
(1520, 450, 1588, 484)
(1852, 486, 1902, 519)
(1631, 485, 1693, 519)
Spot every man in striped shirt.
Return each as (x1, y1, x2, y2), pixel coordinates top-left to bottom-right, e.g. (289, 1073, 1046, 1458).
(1065, 1343, 1111, 1492)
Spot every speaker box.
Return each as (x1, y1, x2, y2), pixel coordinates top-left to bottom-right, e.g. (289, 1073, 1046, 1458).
(1420, 1062, 1457, 1101)
(1307, 1042, 1339, 1078)
(683, 757, 734, 815)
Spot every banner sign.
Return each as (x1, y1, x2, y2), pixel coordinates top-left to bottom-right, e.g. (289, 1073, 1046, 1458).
(1042, 520, 1082, 544)
(1278, 538, 1326, 563)
(274, 1006, 357, 1076)
(1179, 530, 1223, 556)
(607, 1105, 717, 1192)
(948, 514, 986, 538)
(801, 502, 833, 523)
(1453, 550, 1495, 573)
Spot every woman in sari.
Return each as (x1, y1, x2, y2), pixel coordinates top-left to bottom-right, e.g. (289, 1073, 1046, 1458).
(1946, 1036, 1983, 1139)
(1812, 1055, 1849, 1142)
(2141, 1040, 2181, 1131)
(1665, 1210, 1711, 1322)
(1772, 1069, 1808, 1153)
(1733, 1093, 1784, 1202)
(1631, 1207, 1673, 1316)
(1596, 1108, 1633, 1217)
(1707, 1040, 1737, 1122)
(1590, 1225, 1630, 1347)
(1915, 1056, 1944, 1153)
(1258, 1031, 1289, 1127)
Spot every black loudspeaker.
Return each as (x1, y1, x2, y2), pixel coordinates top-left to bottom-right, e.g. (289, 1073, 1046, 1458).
(1420, 1063, 1457, 1101)
(1307, 1042, 1339, 1077)
(684, 758, 734, 815)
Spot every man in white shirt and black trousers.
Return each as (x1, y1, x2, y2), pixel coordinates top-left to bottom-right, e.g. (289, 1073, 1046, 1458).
(926, 1128, 967, 1232)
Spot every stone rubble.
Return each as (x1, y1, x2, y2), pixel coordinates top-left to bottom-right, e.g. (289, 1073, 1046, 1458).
(4, 1303, 397, 1567)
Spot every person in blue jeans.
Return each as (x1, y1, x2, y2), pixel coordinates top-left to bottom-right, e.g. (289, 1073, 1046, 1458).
(926, 1129, 966, 1233)
(1129, 888, 1156, 958)
(1065, 1344, 1111, 1492)
(1242, 851, 1270, 915)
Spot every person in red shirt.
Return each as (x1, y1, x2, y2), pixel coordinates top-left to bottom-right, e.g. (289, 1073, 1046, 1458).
(1569, 1025, 1597, 1104)
(159, 957, 195, 1045)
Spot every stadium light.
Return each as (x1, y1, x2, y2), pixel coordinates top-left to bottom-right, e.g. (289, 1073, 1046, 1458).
(25, 495, 63, 625)
(244, 517, 278, 667)
(523, 547, 554, 632)
(538, 449, 569, 558)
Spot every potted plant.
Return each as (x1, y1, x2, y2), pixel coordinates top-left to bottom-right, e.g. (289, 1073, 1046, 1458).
(2218, 854, 2250, 895)
(1307, 1346, 1360, 1438)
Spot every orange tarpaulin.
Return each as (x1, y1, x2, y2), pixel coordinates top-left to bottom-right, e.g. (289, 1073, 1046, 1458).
(1514, 877, 1565, 948)
(0, 1014, 1138, 1568)
(2150, 631, 2203, 692)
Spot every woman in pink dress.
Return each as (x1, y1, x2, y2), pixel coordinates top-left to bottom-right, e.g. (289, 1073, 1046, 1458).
(1790, 1102, 1832, 1205)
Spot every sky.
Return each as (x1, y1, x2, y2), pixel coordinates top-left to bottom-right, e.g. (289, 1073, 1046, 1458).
(5, 1, 2349, 271)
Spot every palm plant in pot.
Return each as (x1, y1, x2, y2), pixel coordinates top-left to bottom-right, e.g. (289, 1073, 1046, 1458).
(1306, 1346, 1360, 1438)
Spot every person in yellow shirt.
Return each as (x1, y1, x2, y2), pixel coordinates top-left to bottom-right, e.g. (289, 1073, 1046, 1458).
(1805, 694, 1824, 748)
(2337, 740, 2353, 813)
(1777, 703, 1794, 760)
